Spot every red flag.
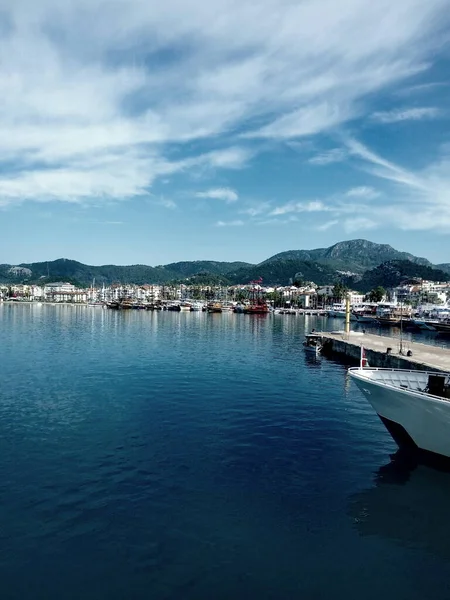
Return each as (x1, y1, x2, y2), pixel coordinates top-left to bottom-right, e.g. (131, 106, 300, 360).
(360, 345, 368, 368)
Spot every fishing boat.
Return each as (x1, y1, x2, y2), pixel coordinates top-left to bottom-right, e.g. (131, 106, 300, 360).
(349, 359, 450, 459)
(303, 333, 322, 355)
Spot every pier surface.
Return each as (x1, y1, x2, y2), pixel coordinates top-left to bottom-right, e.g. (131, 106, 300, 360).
(321, 331, 450, 373)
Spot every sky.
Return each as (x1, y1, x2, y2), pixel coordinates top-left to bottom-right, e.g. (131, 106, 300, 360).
(1, 0, 450, 266)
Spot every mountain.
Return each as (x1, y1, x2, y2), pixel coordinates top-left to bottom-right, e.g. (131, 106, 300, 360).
(436, 264, 450, 275)
(0, 259, 178, 286)
(263, 239, 431, 273)
(226, 260, 338, 286)
(161, 261, 252, 278)
(0, 239, 443, 288)
(350, 260, 450, 292)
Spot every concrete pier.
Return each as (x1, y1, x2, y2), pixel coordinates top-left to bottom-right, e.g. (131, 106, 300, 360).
(320, 331, 450, 373)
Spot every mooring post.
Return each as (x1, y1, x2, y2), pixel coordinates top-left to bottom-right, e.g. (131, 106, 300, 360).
(345, 294, 350, 339)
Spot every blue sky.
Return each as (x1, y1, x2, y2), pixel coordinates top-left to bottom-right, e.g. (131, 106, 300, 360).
(1, 0, 450, 266)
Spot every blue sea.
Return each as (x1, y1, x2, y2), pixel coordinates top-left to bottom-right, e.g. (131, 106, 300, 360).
(2, 304, 450, 599)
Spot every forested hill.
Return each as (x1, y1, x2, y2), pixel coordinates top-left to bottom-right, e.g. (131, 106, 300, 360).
(0, 239, 446, 290)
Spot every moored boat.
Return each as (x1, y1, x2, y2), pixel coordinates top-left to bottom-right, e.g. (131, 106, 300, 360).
(207, 302, 223, 313)
(190, 302, 203, 312)
(349, 366, 450, 459)
(243, 278, 269, 314)
(243, 302, 270, 314)
(303, 333, 322, 355)
(413, 319, 438, 331)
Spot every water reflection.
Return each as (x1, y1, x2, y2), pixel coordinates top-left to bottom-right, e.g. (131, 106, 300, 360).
(349, 450, 450, 561)
(303, 352, 322, 369)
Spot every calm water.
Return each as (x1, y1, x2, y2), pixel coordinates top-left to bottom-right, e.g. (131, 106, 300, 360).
(2, 304, 450, 599)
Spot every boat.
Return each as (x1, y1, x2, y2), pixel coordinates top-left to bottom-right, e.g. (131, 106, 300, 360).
(412, 319, 438, 331)
(328, 304, 357, 320)
(354, 313, 378, 323)
(349, 365, 450, 459)
(243, 301, 269, 315)
(221, 301, 234, 312)
(207, 302, 223, 313)
(303, 333, 322, 355)
(433, 319, 450, 333)
(190, 302, 203, 312)
(242, 278, 270, 314)
(167, 303, 181, 311)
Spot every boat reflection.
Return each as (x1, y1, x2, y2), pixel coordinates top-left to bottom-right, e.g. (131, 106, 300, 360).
(303, 352, 322, 368)
(349, 450, 450, 560)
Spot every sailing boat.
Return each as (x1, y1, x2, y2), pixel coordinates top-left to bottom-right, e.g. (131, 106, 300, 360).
(243, 278, 269, 314)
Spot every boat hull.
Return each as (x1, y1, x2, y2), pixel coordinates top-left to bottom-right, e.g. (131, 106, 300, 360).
(355, 315, 377, 323)
(303, 344, 321, 356)
(413, 319, 437, 331)
(350, 369, 450, 458)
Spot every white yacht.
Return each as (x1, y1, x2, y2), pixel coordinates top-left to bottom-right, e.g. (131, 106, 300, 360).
(328, 303, 357, 320)
(349, 366, 450, 458)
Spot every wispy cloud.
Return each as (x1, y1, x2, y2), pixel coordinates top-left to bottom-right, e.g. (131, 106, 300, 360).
(239, 202, 272, 217)
(346, 186, 380, 199)
(336, 137, 450, 232)
(396, 81, 449, 96)
(344, 137, 427, 191)
(0, 0, 447, 207)
(158, 197, 177, 210)
(270, 200, 330, 216)
(196, 188, 238, 203)
(215, 219, 244, 227)
(316, 220, 339, 231)
(344, 217, 377, 232)
(308, 148, 347, 165)
(371, 107, 441, 123)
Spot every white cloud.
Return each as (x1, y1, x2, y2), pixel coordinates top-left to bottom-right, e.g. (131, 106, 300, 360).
(257, 216, 299, 226)
(270, 200, 330, 216)
(346, 186, 380, 199)
(196, 188, 239, 203)
(215, 219, 244, 227)
(371, 107, 440, 123)
(316, 219, 338, 231)
(344, 217, 377, 232)
(334, 137, 450, 232)
(239, 202, 272, 217)
(308, 148, 347, 165)
(0, 0, 448, 205)
(158, 197, 177, 209)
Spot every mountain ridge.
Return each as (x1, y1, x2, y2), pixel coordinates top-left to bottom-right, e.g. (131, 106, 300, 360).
(0, 239, 446, 291)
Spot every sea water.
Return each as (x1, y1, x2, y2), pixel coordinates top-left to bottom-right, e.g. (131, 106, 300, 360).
(1, 304, 450, 599)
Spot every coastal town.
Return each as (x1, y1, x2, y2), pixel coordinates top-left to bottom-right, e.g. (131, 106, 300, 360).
(2, 277, 450, 320)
